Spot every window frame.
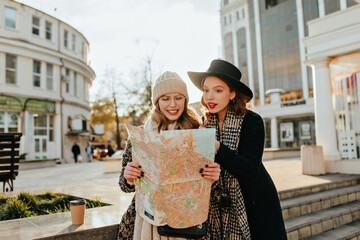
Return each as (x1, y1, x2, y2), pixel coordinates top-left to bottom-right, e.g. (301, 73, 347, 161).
(33, 60, 41, 88)
(64, 30, 69, 48)
(32, 16, 40, 36)
(5, 54, 17, 85)
(72, 34, 76, 52)
(45, 21, 52, 41)
(46, 63, 54, 91)
(5, 7, 17, 30)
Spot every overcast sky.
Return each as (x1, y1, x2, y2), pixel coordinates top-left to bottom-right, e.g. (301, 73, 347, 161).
(16, 0, 222, 104)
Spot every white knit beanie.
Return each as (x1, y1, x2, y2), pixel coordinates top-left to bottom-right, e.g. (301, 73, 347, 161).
(152, 71, 189, 105)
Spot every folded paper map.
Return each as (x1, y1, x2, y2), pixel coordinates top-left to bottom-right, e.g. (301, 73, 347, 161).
(126, 124, 215, 228)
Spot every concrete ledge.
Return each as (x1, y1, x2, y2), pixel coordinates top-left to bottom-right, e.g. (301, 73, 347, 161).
(36, 224, 118, 240)
(326, 159, 360, 174)
(102, 157, 122, 173)
(19, 159, 57, 170)
(263, 148, 300, 160)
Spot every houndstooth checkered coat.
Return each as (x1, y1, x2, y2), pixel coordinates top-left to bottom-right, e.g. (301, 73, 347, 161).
(211, 109, 287, 240)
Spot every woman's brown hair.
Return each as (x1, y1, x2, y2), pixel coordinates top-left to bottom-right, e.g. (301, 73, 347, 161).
(148, 98, 201, 133)
(201, 78, 250, 120)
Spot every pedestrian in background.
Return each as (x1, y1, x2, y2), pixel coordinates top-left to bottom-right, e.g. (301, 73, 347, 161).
(71, 142, 80, 164)
(85, 142, 93, 162)
(188, 59, 287, 240)
(117, 71, 221, 240)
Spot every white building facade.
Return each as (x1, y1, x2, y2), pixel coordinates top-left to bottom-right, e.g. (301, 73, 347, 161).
(220, 0, 360, 173)
(0, 0, 95, 163)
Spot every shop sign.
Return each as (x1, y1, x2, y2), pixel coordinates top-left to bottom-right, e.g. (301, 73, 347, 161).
(0, 95, 55, 113)
(299, 121, 312, 140)
(280, 122, 294, 142)
(281, 99, 306, 107)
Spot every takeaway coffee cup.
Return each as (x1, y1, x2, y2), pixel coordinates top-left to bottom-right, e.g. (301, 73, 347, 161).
(70, 199, 86, 225)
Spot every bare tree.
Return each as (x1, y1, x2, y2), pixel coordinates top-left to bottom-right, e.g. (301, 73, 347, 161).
(98, 67, 126, 149)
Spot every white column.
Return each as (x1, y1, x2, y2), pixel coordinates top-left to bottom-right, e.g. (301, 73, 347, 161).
(271, 117, 279, 148)
(253, 0, 265, 106)
(340, 0, 347, 10)
(232, 12, 239, 67)
(245, 2, 255, 104)
(312, 59, 340, 161)
(296, 0, 309, 100)
(318, 0, 325, 17)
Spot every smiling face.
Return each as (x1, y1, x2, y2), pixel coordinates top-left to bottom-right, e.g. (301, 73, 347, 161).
(158, 93, 186, 124)
(202, 76, 235, 120)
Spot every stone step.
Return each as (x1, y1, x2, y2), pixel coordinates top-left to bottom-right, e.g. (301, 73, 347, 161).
(278, 175, 360, 200)
(281, 184, 360, 220)
(305, 220, 360, 240)
(285, 201, 360, 240)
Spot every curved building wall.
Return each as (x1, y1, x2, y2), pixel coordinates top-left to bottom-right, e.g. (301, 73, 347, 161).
(0, 0, 95, 163)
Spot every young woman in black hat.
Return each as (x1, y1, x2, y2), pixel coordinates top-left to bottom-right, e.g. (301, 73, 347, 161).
(188, 59, 287, 240)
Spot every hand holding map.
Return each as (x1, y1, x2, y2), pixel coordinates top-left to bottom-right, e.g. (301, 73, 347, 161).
(126, 125, 216, 228)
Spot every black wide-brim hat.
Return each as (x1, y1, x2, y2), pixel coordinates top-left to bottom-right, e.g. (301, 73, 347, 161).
(187, 59, 253, 100)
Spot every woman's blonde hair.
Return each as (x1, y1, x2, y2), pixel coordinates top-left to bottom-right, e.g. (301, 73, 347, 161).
(201, 78, 250, 120)
(147, 98, 201, 132)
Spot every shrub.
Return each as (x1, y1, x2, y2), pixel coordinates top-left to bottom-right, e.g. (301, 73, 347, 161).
(0, 198, 33, 220)
(0, 192, 109, 221)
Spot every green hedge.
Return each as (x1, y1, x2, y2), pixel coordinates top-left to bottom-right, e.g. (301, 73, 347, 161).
(0, 192, 108, 221)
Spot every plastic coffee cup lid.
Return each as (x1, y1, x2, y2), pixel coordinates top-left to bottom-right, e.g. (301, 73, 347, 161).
(70, 199, 86, 206)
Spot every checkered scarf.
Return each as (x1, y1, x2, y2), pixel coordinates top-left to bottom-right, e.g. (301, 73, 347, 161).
(203, 109, 251, 240)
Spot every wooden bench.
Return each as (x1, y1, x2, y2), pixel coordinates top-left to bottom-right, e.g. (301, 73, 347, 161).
(0, 133, 22, 192)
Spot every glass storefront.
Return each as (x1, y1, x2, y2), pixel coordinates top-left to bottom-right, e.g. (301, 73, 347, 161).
(330, 52, 360, 159)
(264, 115, 316, 149)
(278, 116, 316, 149)
(0, 111, 20, 133)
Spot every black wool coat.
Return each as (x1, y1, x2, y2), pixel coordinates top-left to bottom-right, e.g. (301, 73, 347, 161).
(215, 110, 287, 240)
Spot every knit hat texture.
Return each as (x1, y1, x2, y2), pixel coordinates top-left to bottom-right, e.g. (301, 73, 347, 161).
(152, 71, 189, 104)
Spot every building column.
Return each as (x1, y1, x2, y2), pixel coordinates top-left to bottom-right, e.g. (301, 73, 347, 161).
(271, 117, 279, 148)
(253, 0, 265, 106)
(318, 0, 325, 17)
(232, 12, 239, 67)
(311, 59, 340, 161)
(245, 2, 255, 104)
(340, 0, 347, 10)
(296, 0, 309, 100)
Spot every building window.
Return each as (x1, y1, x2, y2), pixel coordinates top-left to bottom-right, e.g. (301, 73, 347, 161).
(236, 11, 240, 20)
(224, 0, 229, 5)
(64, 30, 69, 48)
(45, 21, 52, 40)
(224, 16, 227, 25)
(0, 112, 20, 133)
(325, 0, 340, 15)
(224, 32, 234, 64)
(66, 68, 70, 93)
(74, 72, 77, 96)
(46, 63, 53, 90)
(32, 16, 40, 36)
(33, 60, 41, 87)
(242, 8, 245, 18)
(6, 54, 17, 84)
(302, 0, 319, 36)
(229, 14, 232, 24)
(72, 34, 76, 52)
(5, 7, 17, 29)
(347, 0, 359, 7)
(49, 115, 54, 141)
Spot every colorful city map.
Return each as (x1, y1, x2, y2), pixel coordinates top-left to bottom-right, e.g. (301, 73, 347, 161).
(126, 125, 215, 228)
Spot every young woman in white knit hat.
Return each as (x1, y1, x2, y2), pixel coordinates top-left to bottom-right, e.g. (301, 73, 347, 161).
(117, 71, 221, 240)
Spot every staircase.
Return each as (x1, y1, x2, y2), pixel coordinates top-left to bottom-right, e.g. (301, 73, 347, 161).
(281, 175, 360, 240)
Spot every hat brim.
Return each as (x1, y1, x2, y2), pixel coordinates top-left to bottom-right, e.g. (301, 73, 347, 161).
(187, 71, 253, 100)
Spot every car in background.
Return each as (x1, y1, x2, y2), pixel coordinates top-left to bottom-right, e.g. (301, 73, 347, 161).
(92, 143, 108, 160)
(111, 150, 124, 158)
